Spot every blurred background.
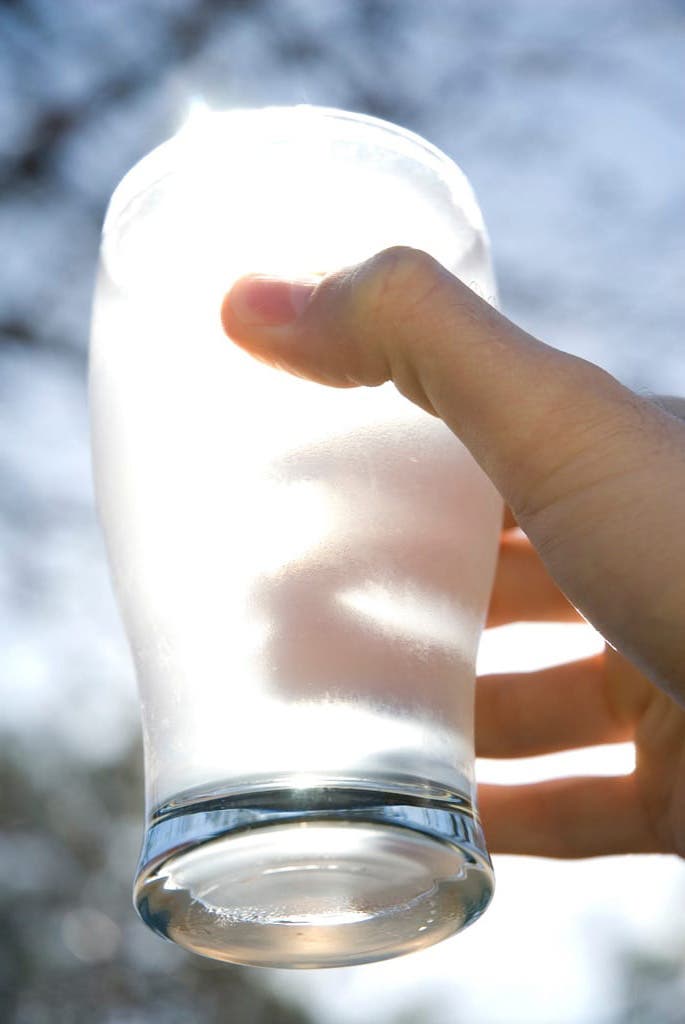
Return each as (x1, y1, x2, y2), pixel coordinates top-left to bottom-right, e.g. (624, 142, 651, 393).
(2, 1, 685, 1021)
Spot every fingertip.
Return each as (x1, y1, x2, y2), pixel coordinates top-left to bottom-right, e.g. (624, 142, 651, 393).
(220, 282, 239, 337)
(222, 275, 318, 335)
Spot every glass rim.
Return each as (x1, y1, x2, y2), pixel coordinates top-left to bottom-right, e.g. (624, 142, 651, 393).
(102, 103, 482, 238)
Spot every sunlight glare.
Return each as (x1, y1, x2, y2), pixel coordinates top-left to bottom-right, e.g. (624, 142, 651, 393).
(338, 582, 474, 651)
(177, 96, 212, 136)
(477, 620, 605, 675)
(124, 105, 460, 303)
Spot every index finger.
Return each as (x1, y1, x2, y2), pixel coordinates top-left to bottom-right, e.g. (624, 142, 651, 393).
(487, 528, 582, 627)
(502, 506, 517, 531)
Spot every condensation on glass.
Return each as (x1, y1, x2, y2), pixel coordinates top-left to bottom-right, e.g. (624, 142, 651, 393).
(89, 106, 502, 969)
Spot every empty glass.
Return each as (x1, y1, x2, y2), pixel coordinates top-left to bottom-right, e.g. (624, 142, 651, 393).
(88, 105, 502, 968)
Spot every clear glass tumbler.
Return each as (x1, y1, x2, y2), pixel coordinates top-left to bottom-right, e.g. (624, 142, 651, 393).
(89, 105, 502, 969)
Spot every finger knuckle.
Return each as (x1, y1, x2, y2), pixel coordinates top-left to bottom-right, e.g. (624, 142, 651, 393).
(357, 246, 445, 326)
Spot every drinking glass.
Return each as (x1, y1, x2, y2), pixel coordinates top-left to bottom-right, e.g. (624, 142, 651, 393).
(89, 105, 502, 969)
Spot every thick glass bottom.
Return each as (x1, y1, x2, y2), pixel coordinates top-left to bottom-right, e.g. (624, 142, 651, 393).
(134, 781, 493, 969)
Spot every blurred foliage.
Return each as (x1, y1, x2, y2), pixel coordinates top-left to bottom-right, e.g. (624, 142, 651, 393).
(0, 737, 312, 1024)
(611, 932, 685, 1024)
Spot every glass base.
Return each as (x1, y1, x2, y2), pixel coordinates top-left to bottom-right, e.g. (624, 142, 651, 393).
(134, 781, 494, 969)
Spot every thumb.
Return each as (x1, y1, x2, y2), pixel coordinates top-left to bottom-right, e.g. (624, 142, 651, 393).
(222, 246, 685, 694)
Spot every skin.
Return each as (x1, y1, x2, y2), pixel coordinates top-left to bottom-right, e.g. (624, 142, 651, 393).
(221, 246, 685, 860)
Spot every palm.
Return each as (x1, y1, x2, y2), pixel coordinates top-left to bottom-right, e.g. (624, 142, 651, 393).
(477, 522, 685, 859)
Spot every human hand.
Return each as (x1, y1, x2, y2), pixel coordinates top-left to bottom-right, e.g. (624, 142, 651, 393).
(478, 513, 685, 857)
(221, 247, 685, 858)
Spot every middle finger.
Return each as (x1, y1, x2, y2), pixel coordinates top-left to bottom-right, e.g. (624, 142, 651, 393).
(487, 528, 583, 627)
